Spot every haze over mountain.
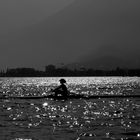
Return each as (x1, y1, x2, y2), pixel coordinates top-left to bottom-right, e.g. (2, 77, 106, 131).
(1, 0, 140, 70)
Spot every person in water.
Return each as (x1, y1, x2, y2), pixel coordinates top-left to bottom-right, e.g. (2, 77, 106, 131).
(51, 79, 69, 98)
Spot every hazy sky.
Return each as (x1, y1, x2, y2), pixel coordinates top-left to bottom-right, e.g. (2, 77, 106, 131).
(0, 0, 140, 70)
(0, 0, 75, 69)
(0, 0, 74, 33)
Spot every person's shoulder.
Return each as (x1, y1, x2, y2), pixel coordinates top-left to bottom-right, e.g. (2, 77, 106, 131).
(61, 84, 66, 87)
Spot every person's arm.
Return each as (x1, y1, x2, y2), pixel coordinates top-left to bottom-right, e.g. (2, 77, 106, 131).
(51, 85, 62, 92)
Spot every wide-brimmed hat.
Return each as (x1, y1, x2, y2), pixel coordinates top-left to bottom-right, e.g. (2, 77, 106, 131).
(59, 79, 66, 83)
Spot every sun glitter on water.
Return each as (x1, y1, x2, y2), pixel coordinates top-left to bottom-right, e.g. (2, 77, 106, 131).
(42, 102, 49, 107)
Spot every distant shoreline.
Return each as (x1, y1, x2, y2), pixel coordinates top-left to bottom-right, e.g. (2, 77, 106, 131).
(0, 66, 140, 77)
(0, 75, 140, 78)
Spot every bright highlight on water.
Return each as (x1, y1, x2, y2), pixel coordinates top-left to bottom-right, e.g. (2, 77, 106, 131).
(0, 77, 140, 140)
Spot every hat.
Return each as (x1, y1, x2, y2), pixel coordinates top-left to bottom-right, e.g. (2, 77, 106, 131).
(59, 79, 66, 83)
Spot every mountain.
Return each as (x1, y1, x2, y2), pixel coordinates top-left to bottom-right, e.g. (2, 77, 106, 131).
(1, 0, 140, 69)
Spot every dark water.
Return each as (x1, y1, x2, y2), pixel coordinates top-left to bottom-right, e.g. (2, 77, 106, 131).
(0, 77, 140, 140)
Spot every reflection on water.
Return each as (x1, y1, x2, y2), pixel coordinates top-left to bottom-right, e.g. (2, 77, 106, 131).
(0, 77, 140, 97)
(0, 77, 140, 140)
(1, 98, 140, 140)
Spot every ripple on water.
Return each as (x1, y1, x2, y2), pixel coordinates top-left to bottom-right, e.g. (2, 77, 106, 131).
(1, 98, 140, 139)
(0, 77, 140, 140)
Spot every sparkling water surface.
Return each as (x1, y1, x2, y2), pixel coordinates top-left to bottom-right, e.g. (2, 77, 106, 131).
(0, 77, 140, 140)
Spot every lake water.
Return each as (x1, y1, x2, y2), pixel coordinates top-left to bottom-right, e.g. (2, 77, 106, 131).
(0, 77, 140, 140)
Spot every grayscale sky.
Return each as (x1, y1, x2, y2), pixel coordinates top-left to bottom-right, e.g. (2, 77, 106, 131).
(0, 0, 74, 33)
(0, 0, 140, 70)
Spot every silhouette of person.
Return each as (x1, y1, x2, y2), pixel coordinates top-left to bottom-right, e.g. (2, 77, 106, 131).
(51, 79, 69, 98)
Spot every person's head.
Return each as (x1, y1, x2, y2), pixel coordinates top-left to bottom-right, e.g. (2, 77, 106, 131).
(59, 79, 66, 84)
